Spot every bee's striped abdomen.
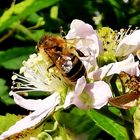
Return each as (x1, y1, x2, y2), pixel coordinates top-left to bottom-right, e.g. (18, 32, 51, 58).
(65, 54, 86, 83)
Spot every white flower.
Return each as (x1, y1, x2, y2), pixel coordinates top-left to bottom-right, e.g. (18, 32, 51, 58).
(0, 93, 60, 140)
(11, 53, 66, 94)
(0, 53, 63, 140)
(116, 30, 140, 57)
(64, 76, 112, 109)
(0, 19, 111, 139)
(93, 54, 140, 80)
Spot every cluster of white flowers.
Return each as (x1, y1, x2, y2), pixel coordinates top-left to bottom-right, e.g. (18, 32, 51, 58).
(0, 19, 140, 140)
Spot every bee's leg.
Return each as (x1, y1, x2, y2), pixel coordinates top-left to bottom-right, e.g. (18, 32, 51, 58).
(47, 64, 55, 71)
(76, 49, 86, 57)
(59, 26, 66, 39)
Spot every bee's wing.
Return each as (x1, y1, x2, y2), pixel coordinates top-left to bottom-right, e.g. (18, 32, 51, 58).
(66, 38, 93, 57)
(66, 38, 94, 47)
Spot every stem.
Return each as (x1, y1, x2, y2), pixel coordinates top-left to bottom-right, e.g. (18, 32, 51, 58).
(110, 74, 120, 96)
(0, 29, 15, 43)
(12, 22, 38, 42)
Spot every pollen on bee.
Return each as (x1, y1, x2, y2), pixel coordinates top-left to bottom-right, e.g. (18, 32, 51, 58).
(48, 68, 55, 73)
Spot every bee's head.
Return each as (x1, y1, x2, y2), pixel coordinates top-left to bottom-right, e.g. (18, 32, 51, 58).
(37, 35, 66, 53)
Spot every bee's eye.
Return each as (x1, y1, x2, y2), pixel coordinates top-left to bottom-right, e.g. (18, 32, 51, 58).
(55, 47, 62, 52)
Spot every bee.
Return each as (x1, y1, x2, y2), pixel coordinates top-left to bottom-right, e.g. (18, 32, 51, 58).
(37, 35, 87, 84)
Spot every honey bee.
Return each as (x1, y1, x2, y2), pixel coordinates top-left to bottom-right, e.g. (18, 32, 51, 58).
(37, 35, 87, 84)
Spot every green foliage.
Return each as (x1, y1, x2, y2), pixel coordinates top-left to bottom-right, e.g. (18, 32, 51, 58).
(55, 108, 102, 139)
(88, 109, 129, 140)
(0, 0, 60, 33)
(0, 113, 19, 133)
(0, 0, 139, 139)
(0, 78, 14, 105)
(0, 46, 34, 69)
(0, 113, 43, 139)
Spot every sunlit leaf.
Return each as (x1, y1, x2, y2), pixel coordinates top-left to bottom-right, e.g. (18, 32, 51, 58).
(88, 109, 129, 140)
(50, 6, 58, 19)
(0, 47, 34, 69)
(0, 113, 43, 139)
(0, 0, 60, 33)
(0, 114, 19, 134)
(55, 107, 101, 139)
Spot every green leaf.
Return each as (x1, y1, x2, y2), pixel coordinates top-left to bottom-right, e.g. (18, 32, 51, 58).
(0, 113, 19, 133)
(26, 13, 44, 24)
(0, 113, 43, 139)
(32, 30, 46, 42)
(50, 6, 58, 19)
(0, 78, 14, 105)
(55, 107, 101, 139)
(129, 14, 140, 25)
(0, 0, 60, 33)
(0, 46, 34, 69)
(88, 109, 129, 140)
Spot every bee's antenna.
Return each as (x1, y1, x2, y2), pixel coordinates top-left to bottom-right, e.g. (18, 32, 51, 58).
(60, 26, 66, 39)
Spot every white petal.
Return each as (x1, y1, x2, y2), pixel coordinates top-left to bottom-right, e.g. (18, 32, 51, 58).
(93, 63, 113, 80)
(12, 93, 43, 111)
(70, 76, 94, 109)
(107, 54, 140, 76)
(74, 76, 87, 96)
(66, 77, 112, 109)
(85, 81, 112, 109)
(63, 76, 87, 109)
(0, 93, 60, 140)
(66, 19, 95, 38)
(116, 30, 140, 56)
(66, 19, 103, 75)
(93, 54, 139, 80)
(63, 90, 74, 109)
(66, 19, 103, 57)
(12, 93, 60, 111)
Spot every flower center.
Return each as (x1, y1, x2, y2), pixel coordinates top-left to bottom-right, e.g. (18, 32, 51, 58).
(11, 53, 67, 95)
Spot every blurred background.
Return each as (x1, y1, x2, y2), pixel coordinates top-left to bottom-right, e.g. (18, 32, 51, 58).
(0, 0, 139, 139)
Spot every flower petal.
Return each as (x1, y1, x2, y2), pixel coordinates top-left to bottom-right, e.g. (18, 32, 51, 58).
(93, 54, 139, 80)
(0, 93, 60, 139)
(63, 76, 86, 109)
(12, 92, 60, 111)
(107, 54, 139, 76)
(85, 81, 112, 109)
(63, 90, 74, 109)
(116, 30, 140, 57)
(66, 19, 102, 74)
(64, 77, 112, 109)
(66, 19, 103, 58)
(93, 63, 113, 80)
(12, 93, 43, 111)
(66, 19, 96, 38)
